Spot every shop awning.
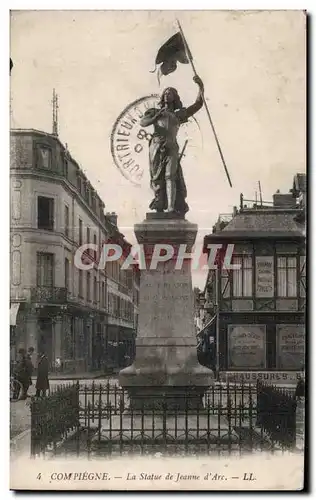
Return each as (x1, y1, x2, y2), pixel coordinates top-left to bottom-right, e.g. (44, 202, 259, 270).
(10, 303, 20, 326)
(196, 314, 216, 337)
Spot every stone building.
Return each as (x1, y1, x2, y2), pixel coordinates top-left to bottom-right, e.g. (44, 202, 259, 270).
(201, 174, 306, 383)
(10, 128, 139, 373)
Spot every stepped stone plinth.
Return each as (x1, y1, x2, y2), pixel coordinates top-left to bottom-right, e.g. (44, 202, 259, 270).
(119, 214, 214, 410)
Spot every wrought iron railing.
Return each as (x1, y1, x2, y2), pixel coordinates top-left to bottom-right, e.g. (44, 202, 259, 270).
(30, 383, 79, 456)
(30, 286, 67, 304)
(30, 381, 299, 458)
(256, 380, 297, 447)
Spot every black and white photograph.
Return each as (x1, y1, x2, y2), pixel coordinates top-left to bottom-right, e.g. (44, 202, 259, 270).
(9, 8, 306, 491)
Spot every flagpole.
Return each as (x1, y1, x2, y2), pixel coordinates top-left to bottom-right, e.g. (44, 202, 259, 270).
(177, 20, 233, 188)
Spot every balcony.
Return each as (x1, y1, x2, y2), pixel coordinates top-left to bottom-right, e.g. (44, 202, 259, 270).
(118, 283, 128, 294)
(31, 286, 67, 304)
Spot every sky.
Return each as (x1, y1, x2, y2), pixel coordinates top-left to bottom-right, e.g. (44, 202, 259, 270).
(10, 10, 306, 288)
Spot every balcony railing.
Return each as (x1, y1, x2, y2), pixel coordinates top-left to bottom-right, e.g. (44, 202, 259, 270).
(31, 286, 67, 304)
(118, 283, 128, 294)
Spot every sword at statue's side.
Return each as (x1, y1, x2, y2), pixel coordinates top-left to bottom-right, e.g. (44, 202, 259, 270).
(177, 19, 233, 188)
(179, 139, 188, 162)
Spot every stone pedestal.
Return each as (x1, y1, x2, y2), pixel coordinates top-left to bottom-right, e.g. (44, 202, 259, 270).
(119, 214, 214, 410)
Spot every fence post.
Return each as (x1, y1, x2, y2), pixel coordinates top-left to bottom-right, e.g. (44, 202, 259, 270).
(295, 396, 305, 451)
(256, 379, 262, 426)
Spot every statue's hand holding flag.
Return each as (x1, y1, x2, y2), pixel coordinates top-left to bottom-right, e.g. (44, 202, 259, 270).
(152, 21, 233, 188)
(151, 31, 190, 81)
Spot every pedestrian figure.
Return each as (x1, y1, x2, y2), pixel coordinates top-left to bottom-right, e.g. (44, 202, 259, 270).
(295, 366, 305, 399)
(36, 351, 49, 397)
(26, 346, 34, 397)
(13, 348, 29, 400)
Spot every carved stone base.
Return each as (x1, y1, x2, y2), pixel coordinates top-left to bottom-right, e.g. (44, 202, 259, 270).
(119, 216, 214, 410)
(125, 385, 206, 411)
(146, 211, 185, 220)
(91, 412, 239, 448)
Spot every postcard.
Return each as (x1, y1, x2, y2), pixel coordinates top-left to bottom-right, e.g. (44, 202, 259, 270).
(10, 9, 306, 491)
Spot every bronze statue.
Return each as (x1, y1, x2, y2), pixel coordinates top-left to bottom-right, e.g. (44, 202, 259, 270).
(140, 75, 204, 216)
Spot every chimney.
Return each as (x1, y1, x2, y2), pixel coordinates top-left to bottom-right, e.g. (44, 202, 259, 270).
(105, 211, 118, 226)
(292, 173, 306, 210)
(273, 193, 297, 208)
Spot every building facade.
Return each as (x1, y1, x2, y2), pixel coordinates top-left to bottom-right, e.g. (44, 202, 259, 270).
(10, 128, 139, 373)
(200, 175, 306, 383)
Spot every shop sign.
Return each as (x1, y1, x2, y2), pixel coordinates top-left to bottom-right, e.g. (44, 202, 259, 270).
(255, 256, 274, 297)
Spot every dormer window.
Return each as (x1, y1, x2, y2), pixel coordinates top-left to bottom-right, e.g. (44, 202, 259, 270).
(38, 146, 52, 169)
(92, 194, 96, 212)
(77, 174, 82, 193)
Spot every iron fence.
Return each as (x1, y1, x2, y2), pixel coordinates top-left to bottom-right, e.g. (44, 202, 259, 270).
(30, 381, 298, 458)
(30, 383, 80, 456)
(256, 380, 297, 447)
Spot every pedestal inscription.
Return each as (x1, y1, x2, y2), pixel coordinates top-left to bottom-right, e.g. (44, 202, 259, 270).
(119, 215, 214, 410)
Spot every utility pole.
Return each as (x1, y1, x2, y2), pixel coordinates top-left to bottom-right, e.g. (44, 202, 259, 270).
(52, 88, 59, 137)
(258, 180, 263, 206)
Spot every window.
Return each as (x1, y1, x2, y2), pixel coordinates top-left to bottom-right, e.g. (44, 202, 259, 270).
(78, 270, 83, 297)
(87, 227, 90, 254)
(101, 282, 105, 308)
(64, 205, 69, 237)
(232, 256, 252, 297)
(77, 174, 82, 194)
(65, 258, 69, 291)
(64, 157, 68, 178)
(92, 195, 96, 212)
(86, 187, 91, 205)
(37, 196, 54, 231)
(221, 268, 231, 298)
(93, 234, 97, 260)
(126, 270, 133, 291)
(115, 296, 120, 317)
(38, 146, 52, 169)
(106, 261, 113, 279)
(83, 182, 89, 202)
(300, 256, 306, 298)
(37, 252, 54, 287)
(79, 218, 83, 245)
(93, 276, 97, 303)
(277, 256, 297, 297)
(86, 271, 91, 301)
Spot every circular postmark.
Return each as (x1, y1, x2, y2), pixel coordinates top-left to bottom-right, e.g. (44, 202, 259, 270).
(111, 95, 159, 187)
(110, 95, 202, 187)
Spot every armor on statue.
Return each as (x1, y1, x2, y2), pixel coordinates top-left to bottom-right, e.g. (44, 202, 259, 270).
(140, 76, 204, 216)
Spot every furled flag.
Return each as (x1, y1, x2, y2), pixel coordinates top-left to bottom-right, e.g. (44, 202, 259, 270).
(151, 32, 191, 82)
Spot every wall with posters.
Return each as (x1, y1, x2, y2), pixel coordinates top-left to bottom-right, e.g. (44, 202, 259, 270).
(255, 256, 274, 297)
(228, 325, 266, 369)
(277, 324, 305, 369)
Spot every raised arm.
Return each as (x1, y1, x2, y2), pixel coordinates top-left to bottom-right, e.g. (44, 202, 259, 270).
(179, 75, 204, 122)
(140, 108, 164, 127)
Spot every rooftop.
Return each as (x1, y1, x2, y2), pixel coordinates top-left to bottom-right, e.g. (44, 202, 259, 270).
(205, 174, 306, 242)
(10, 127, 127, 241)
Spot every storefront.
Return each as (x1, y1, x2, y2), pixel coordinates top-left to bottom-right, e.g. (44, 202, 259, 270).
(218, 313, 305, 373)
(202, 191, 306, 380)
